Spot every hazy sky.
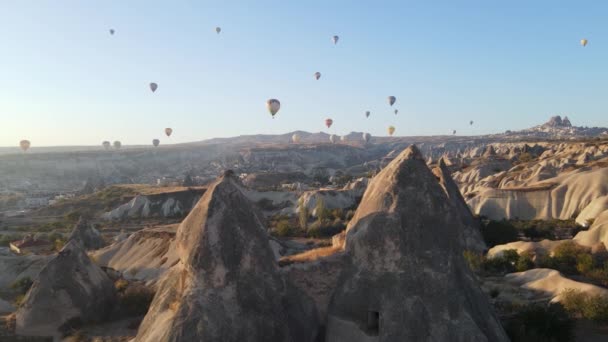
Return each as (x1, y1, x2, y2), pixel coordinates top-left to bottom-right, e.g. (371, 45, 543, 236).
(1, 0, 608, 146)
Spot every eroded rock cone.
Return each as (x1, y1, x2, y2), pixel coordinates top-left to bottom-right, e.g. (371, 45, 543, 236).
(434, 157, 487, 253)
(16, 240, 116, 337)
(327, 145, 507, 341)
(135, 173, 318, 342)
(67, 217, 105, 250)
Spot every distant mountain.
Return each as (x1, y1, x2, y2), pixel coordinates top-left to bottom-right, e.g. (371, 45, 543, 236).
(499, 115, 608, 139)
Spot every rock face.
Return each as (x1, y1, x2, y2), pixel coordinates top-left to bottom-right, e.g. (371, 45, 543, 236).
(102, 189, 205, 221)
(135, 174, 318, 342)
(326, 146, 508, 341)
(433, 158, 487, 253)
(67, 218, 105, 250)
(16, 241, 116, 337)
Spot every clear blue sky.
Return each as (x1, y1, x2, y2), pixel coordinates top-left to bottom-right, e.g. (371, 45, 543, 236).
(1, 0, 607, 146)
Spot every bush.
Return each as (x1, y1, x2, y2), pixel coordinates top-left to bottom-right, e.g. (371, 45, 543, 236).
(298, 199, 309, 230)
(306, 220, 345, 239)
(552, 241, 589, 275)
(11, 277, 33, 295)
(274, 220, 293, 237)
(315, 198, 330, 223)
(504, 303, 574, 342)
(560, 288, 608, 323)
(515, 252, 535, 272)
(481, 220, 519, 247)
(463, 250, 483, 273)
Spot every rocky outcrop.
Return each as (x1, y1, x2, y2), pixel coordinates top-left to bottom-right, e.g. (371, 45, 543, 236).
(92, 225, 179, 286)
(101, 189, 205, 221)
(326, 146, 507, 341)
(433, 158, 486, 253)
(16, 241, 116, 337)
(67, 218, 105, 250)
(135, 174, 318, 342)
(0, 254, 49, 289)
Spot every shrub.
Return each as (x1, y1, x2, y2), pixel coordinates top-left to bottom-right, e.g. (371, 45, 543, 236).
(463, 250, 483, 273)
(560, 288, 608, 323)
(504, 303, 574, 342)
(315, 198, 330, 223)
(10, 277, 33, 295)
(298, 199, 309, 230)
(274, 220, 293, 237)
(481, 220, 519, 247)
(552, 241, 589, 275)
(515, 252, 535, 272)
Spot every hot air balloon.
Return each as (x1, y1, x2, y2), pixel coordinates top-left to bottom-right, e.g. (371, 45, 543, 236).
(340, 135, 347, 142)
(292, 133, 301, 144)
(388, 96, 396, 106)
(113, 141, 122, 149)
(149, 83, 158, 92)
(363, 133, 371, 143)
(325, 118, 333, 128)
(388, 126, 395, 136)
(314, 72, 321, 80)
(452, 130, 457, 135)
(153, 139, 160, 147)
(470, 120, 474, 126)
(332, 35, 339, 45)
(394, 109, 398, 115)
(165, 128, 173, 137)
(365, 111, 370, 118)
(266, 99, 280, 118)
(109, 29, 115, 35)
(581, 39, 588, 47)
(102, 141, 111, 150)
(329, 134, 338, 144)
(19, 140, 30, 152)
(216, 27, 221, 34)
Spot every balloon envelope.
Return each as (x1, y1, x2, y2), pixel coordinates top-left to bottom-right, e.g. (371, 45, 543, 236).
(329, 134, 338, 144)
(102, 141, 111, 150)
(388, 96, 396, 106)
(325, 118, 333, 128)
(453, 130, 456, 135)
(365, 111, 370, 118)
(292, 134, 301, 143)
(109, 29, 115, 35)
(113, 141, 121, 149)
(165, 128, 173, 137)
(470, 120, 474, 126)
(19, 140, 30, 152)
(266, 99, 280, 118)
(314, 72, 321, 80)
(363, 133, 371, 143)
(216, 27, 221, 34)
(394, 109, 398, 115)
(149, 83, 158, 92)
(581, 39, 588, 47)
(388, 126, 396, 136)
(153, 139, 160, 147)
(332, 35, 339, 44)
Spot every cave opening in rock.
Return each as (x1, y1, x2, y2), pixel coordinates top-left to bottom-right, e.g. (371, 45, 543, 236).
(367, 310, 380, 335)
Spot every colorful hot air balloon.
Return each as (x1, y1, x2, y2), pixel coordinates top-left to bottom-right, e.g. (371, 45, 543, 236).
(19, 140, 30, 152)
(153, 139, 160, 147)
(314, 72, 321, 80)
(216, 27, 221, 34)
(109, 29, 115, 35)
(149, 83, 158, 92)
(365, 111, 370, 118)
(325, 118, 333, 128)
(388, 96, 396, 106)
(113, 141, 122, 149)
(102, 141, 111, 150)
(292, 133, 301, 143)
(165, 128, 173, 137)
(394, 109, 398, 115)
(266, 99, 280, 118)
(332, 35, 339, 45)
(388, 126, 396, 136)
(581, 39, 588, 47)
(329, 134, 338, 144)
(363, 133, 371, 143)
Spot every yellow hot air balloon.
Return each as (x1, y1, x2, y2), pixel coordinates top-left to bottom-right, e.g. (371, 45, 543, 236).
(581, 39, 588, 47)
(19, 140, 31, 152)
(292, 133, 301, 143)
(387, 126, 396, 136)
(165, 128, 173, 137)
(266, 99, 280, 118)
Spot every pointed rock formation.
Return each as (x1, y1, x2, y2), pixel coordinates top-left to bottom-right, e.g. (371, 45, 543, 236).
(482, 145, 496, 158)
(67, 217, 105, 250)
(135, 173, 318, 342)
(434, 157, 487, 253)
(16, 241, 116, 337)
(326, 145, 507, 341)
